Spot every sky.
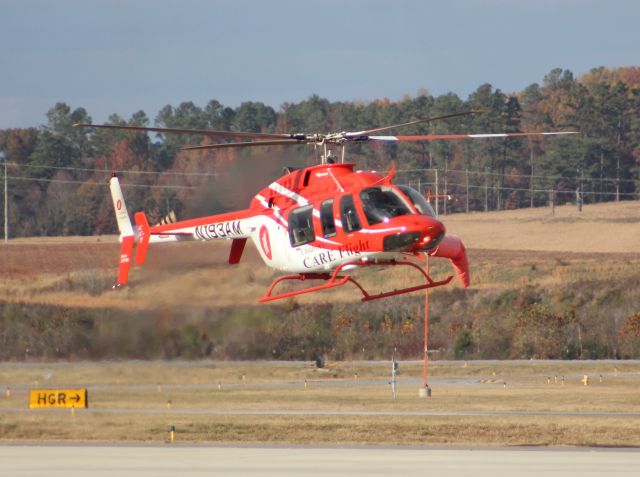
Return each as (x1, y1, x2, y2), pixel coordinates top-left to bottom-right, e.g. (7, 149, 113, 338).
(2, 0, 639, 129)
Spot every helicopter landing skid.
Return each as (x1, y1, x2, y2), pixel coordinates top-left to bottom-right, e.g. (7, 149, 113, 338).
(258, 260, 453, 303)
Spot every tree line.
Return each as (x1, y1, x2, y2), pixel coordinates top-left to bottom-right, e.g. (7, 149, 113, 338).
(1, 66, 639, 238)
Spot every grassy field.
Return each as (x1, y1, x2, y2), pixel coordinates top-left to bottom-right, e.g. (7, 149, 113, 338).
(0, 201, 639, 445)
(1, 360, 640, 446)
(444, 200, 639, 253)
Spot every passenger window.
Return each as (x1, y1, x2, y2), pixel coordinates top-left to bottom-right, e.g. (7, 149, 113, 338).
(320, 200, 336, 237)
(288, 205, 315, 247)
(340, 195, 361, 233)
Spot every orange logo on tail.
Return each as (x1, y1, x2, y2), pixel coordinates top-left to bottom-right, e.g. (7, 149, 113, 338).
(259, 225, 272, 260)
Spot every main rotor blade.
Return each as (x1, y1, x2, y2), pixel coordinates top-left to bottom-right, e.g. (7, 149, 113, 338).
(368, 131, 579, 142)
(73, 123, 294, 141)
(347, 110, 481, 136)
(181, 139, 307, 150)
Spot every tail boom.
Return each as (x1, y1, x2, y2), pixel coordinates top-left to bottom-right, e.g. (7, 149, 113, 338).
(150, 210, 257, 241)
(108, 173, 266, 287)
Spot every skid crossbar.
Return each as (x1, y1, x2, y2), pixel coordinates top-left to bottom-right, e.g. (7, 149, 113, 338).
(258, 260, 453, 303)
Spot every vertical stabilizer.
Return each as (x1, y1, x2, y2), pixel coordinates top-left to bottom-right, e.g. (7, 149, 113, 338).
(110, 175, 134, 238)
(109, 174, 135, 287)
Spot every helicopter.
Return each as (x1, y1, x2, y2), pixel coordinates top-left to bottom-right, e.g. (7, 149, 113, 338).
(76, 111, 575, 302)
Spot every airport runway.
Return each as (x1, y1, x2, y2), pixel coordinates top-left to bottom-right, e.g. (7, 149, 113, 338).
(1, 445, 639, 476)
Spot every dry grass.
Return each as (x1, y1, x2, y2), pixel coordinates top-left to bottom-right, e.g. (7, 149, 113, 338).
(444, 201, 640, 253)
(1, 361, 640, 446)
(2, 413, 638, 447)
(1, 243, 638, 309)
(2, 360, 639, 387)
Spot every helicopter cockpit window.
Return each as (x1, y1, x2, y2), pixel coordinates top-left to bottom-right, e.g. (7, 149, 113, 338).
(397, 185, 437, 217)
(288, 205, 315, 247)
(340, 195, 362, 233)
(359, 186, 413, 226)
(320, 199, 336, 237)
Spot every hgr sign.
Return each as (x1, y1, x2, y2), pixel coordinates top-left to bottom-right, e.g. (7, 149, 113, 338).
(29, 389, 88, 409)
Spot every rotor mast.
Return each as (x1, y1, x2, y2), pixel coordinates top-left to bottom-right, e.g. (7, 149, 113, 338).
(319, 143, 346, 164)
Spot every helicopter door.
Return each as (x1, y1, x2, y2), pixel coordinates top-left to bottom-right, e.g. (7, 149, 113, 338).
(320, 199, 336, 237)
(340, 195, 362, 233)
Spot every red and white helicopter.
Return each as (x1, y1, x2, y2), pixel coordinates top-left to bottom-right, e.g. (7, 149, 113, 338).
(77, 112, 574, 302)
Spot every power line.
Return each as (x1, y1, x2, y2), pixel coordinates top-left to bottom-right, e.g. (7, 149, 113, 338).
(3, 163, 637, 203)
(395, 167, 639, 184)
(4, 161, 637, 184)
(5, 173, 637, 197)
(5, 161, 219, 177)
(439, 181, 638, 198)
(7, 175, 196, 190)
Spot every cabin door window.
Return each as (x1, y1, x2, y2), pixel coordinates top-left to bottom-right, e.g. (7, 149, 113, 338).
(340, 195, 362, 233)
(288, 205, 315, 247)
(320, 199, 336, 237)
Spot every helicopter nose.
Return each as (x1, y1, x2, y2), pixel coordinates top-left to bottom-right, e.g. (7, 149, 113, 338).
(419, 217, 446, 251)
(382, 216, 445, 252)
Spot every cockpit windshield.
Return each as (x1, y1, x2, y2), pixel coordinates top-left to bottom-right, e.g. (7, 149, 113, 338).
(360, 186, 413, 226)
(397, 185, 437, 217)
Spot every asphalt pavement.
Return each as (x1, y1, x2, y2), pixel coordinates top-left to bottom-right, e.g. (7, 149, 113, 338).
(2, 445, 639, 477)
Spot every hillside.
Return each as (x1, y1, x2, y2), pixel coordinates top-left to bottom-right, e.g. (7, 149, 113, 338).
(1, 200, 638, 310)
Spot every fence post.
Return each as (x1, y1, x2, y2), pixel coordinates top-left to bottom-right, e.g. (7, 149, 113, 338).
(465, 168, 469, 213)
(434, 169, 439, 216)
(3, 153, 7, 243)
(484, 167, 489, 212)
